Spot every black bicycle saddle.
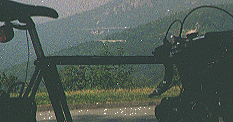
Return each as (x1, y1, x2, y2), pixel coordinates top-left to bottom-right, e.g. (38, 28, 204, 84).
(0, 0, 59, 21)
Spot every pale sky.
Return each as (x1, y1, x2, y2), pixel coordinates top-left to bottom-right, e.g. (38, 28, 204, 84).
(13, 0, 111, 23)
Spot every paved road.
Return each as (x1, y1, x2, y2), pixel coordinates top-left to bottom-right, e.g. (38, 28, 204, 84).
(37, 106, 158, 122)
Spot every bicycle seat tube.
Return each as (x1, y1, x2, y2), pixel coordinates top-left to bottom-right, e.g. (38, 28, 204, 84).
(26, 17, 73, 122)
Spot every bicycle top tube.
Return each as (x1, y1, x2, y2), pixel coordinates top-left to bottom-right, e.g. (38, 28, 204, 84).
(0, 0, 58, 22)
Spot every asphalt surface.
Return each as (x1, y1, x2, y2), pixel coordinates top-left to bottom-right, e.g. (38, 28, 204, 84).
(37, 106, 158, 122)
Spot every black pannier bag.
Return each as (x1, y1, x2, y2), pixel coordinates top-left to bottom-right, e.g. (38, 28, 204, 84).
(0, 82, 37, 122)
(155, 30, 233, 121)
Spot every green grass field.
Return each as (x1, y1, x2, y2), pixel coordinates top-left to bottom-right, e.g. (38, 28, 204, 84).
(34, 86, 181, 105)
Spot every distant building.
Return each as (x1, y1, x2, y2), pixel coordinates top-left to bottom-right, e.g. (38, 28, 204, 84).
(96, 40, 127, 43)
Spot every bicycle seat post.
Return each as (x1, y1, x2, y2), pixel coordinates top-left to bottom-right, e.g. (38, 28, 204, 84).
(25, 17, 45, 59)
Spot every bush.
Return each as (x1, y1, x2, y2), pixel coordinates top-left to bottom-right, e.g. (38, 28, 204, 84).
(0, 72, 19, 92)
(60, 43, 136, 91)
(60, 64, 135, 91)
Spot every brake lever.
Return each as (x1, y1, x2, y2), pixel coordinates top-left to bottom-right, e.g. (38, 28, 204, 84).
(149, 61, 173, 98)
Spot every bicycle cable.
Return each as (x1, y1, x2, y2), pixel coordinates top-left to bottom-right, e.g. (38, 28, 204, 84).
(165, 19, 182, 40)
(25, 30, 30, 83)
(179, 5, 233, 38)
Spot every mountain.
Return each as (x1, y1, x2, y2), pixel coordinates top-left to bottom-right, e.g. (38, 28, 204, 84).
(1, 0, 232, 70)
(14, 0, 111, 23)
(50, 3, 233, 85)
(3, 2, 233, 86)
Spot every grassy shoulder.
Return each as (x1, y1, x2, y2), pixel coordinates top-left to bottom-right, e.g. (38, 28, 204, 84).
(35, 86, 181, 105)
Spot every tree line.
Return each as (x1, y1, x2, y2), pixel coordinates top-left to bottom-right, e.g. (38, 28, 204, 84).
(0, 43, 137, 92)
(60, 43, 136, 91)
(0, 72, 19, 94)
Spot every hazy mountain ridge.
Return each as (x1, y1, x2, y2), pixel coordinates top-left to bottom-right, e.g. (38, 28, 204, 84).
(52, 2, 233, 86)
(4, 2, 233, 85)
(1, 0, 232, 70)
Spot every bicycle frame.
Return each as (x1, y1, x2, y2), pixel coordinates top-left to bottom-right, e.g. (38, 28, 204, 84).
(18, 17, 160, 121)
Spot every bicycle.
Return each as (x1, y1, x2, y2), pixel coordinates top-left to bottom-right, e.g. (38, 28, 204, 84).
(2, 1, 231, 121)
